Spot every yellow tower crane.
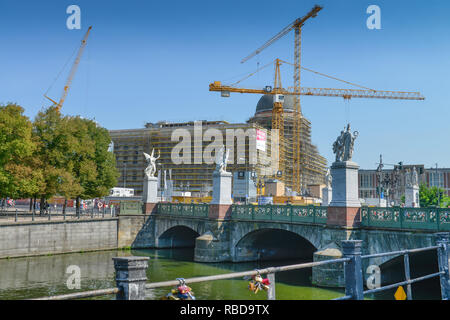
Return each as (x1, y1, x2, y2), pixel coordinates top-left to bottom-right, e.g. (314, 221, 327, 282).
(45, 26, 92, 112)
(209, 59, 424, 189)
(241, 5, 322, 191)
(233, 5, 425, 192)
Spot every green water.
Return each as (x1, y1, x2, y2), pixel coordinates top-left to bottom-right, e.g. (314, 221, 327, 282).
(0, 248, 440, 300)
(0, 248, 345, 300)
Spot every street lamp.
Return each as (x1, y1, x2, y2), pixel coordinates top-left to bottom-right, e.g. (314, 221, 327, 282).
(436, 163, 440, 207)
(123, 162, 127, 188)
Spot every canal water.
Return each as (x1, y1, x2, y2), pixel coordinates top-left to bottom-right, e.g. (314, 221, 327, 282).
(0, 248, 440, 300)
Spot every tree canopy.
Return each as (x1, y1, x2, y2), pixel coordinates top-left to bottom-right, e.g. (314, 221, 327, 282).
(419, 183, 450, 208)
(0, 103, 41, 198)
(0, 104, 119, 203)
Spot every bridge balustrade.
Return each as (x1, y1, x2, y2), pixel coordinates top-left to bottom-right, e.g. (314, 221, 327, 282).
(158, 203, 209, 218)
(231, 204, 328, 224)
(361, 207, 450, 231)
(156, 203, 450, 231)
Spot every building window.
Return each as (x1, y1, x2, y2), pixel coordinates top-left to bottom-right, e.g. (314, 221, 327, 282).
(429, 172, 444, 188)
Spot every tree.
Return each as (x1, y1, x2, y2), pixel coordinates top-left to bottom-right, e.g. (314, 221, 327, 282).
(32, 106, 83, 213)
(64, 116, 119, 213)
(419, 183, 449, 208)
(0, 103, 41, 199)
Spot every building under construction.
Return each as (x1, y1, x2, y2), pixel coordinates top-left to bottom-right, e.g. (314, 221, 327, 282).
(248, 94, 327, 192)
(109, 96, 327, 197)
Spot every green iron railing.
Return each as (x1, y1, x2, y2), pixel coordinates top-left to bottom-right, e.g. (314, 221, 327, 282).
(230, 204, 328, 224)
(156, 202, 449, 231)
(157, 203, 209, 218)
(361, 207, 450, 231)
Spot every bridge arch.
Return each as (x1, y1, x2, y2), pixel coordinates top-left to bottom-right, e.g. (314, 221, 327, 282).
(233, 228, 318, 262)
(157, 225, 200, 248)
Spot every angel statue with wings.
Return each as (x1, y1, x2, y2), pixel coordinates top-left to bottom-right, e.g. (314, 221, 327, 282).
(215, 146, 230, 173)
(143, 149, 160, 178)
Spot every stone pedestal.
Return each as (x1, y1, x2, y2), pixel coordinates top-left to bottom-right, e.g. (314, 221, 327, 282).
(194, 170, 233, 262)
(312, 245, 345, 287)
(113, 256, 149, 300)
(405, 185, 420, 208)
(327, 161, 361, 228)
(143, 176, 158, 214)
(322, 187, 332, 206)
(194, 230, 231, 263)
(211, 171, 232, 205)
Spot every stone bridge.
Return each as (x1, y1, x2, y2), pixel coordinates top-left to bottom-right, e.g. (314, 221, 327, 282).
(117, 203, 450, 287)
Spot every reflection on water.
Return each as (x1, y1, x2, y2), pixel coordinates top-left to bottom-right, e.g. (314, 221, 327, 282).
(0, 248, 439, 300)
(0, 248, 344, 300)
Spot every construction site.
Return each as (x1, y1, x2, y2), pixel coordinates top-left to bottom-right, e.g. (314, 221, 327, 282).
(43, 5, 424, 204)
(108, 5, 424, 204)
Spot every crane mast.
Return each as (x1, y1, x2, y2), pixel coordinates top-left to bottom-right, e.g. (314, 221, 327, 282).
(45, 26, 92, 112)
(240, 6, 322, 192)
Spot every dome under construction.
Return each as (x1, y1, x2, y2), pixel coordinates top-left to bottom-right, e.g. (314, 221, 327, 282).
(248, 94, 327, 193)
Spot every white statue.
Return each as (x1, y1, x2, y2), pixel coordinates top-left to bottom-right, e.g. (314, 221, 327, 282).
(332, 129, 345, 162)
(325, 168, 332, 188)
(405, 168, 412, 188)
(143, 149, 160, 178)
(333, 124, 358, 162)
(215, 146, 230, 173)
(412, 167, 419, 186)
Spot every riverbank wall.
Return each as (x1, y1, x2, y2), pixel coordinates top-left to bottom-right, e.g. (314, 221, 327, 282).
(0, 218, 118, 259)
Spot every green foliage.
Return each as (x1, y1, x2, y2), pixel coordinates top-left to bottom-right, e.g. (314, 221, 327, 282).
(419, 183, 449, 208)
(0, 103, 119, 202)
(63, 116, 119, 200)
(0, 103, 40, 198)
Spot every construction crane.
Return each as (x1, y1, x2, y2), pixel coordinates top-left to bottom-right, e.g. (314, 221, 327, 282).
(45, 26, 92, 112)
(226, 5, 424, 192)
(209, 58, 425, 190)
(242, 5, 322, 192)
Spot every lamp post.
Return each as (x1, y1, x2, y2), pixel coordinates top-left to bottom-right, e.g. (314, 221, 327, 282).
(436, 163, 440, 207)
(123, 162, 127, 188)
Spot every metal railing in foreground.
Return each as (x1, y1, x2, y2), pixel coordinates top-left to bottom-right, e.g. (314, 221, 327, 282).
(335, 232, 450, 300)
(31, 287, 120, 300)
(144, 257, 350, 300)
(29, 233, 450, 300)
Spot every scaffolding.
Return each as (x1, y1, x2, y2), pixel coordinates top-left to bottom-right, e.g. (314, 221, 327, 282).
(109, 121, 276, 196)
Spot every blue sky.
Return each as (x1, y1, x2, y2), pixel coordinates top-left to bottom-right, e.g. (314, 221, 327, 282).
(0, 0, 449, 169)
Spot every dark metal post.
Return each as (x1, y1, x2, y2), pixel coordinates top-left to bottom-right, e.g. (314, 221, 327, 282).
(342, 240, 364, 300)
(403, 253, 412, 300)
(436, 232, 450, 300)
(113, 256, 149, 300)
(267, 273, 276, 300)
(15, 209, 17, 222)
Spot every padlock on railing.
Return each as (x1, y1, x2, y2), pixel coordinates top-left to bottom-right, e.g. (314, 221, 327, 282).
(161, 278, 196, 300)
(246, 270, 271, 294)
